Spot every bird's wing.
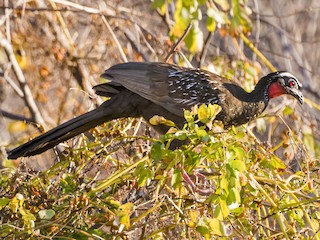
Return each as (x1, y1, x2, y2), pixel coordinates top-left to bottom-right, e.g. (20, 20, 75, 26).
(100, 62, 228, 116)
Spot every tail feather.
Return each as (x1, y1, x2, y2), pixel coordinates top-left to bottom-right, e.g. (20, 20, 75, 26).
(7, 108, 109, 159)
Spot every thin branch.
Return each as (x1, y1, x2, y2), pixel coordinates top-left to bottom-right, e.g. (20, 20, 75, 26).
(48, 0, 74, 49)
(0, 5, 161, 47)
(4, 0, 11, 42)
(1, 67, 24, 97)
(47, 0, 115, 15)
(164, 23, 193, 62)
(0, 109, 38, 126)
(252, 0, 260, 62)
(0, 35, 46, 129)
(124, 30, 149, 62)
(240, 33, 276, 72)
(135, 25, 158, 61)
(199, 30, 214, 68)
(176, 50, 193, 68)
(101, 15, 128, 63)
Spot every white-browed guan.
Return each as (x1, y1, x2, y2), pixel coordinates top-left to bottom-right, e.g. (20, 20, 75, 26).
(7, 62, 303, 159)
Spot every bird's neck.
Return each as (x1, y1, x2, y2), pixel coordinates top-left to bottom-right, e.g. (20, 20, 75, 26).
(250, 75, 273, 104)
(243, 75, 277, 118)
(219, 77, 273, 127)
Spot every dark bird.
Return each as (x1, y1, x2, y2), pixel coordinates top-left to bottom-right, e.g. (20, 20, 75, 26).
(7, 62, 303, 159)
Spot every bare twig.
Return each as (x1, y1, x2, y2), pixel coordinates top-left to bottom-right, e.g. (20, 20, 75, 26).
(0, 109, 37, 126)
(240, 33, 276, 72)
(252, 0, 261, 62)
(124, 29, 150, 62)
(0, 35, 46, 129)
(48, 0, 74, 49)
(164, 23, 193, 62)
(176, 50, 193, 68)
(199, 31, 214, 68)
(1, 67, 24, 97)
(39, 0, 97, 101)
(135, 25, 158, 61)
(101, 15, 128, 63)
(4, 0, 11, 42)
(50, 0, 115, 15)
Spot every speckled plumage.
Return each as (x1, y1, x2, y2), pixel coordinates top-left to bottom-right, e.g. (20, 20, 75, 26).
(7, 62, 303, 159)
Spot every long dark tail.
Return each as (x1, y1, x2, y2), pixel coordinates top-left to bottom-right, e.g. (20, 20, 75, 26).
(6, 85, 142, 159)
(6, 107, 113, 159)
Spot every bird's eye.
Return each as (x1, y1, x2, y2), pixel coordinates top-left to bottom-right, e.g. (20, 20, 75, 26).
(288, 80, 296, 88)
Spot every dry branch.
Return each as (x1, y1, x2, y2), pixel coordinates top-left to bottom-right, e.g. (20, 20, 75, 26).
(0, 35, 46, 129)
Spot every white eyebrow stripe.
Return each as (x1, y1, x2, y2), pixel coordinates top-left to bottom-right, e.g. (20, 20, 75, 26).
(278, 72, 297, 79)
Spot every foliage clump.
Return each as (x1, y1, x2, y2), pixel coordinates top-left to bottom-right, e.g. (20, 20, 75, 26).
(1, 104, 319, 239)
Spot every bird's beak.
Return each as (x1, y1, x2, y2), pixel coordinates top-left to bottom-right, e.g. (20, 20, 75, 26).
(288, 88, 304, 104)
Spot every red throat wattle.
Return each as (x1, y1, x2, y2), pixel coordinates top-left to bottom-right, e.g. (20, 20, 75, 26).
(268, 82, 286, 99)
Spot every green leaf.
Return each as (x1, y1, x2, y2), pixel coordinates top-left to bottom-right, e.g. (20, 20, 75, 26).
(151, 142, 163, 163)
(19, 207, 36, 234)
(207, 7, 227, 24)
(184, 23, 203, 53)
(188, 210, 199, 227)
(149, 115, 176, 127)
(196, 217, 226, 237)
(174, 131, 188, 141)
(219, 176, 229, 192)
(234, 130, 245, 139)
(0, 197, 10, 210)
(206, 17, 216, 32)
(260, 155, 286, 170)
(61, 174, 77, 193)
(231, 206, 245, 216)
(197, 104, 220, 124)
(229, 160, 246, 172)
(185, 151, 201, 171)
(108, 199, 121, 209)
(172, 169, 183, 188)
(208, 104, 221, 118)
(171, 0, 190, 38)
(230, 0, 252, 36)
(198, 104, 209, 123)
(151, 0, 167, 14)
(117, 203, 134, 229)
(196, 225, 210, 236)
(207, 218, 225, 236)
(228, 146, 246, 162)
(184, 109, 194, 123)
(227, 187, 241, 209)
(137, 168, 152, 187)
(195, 128, 207, 138)
(8, 196, 19, 213)
(289, 208, 305, 227)
(213, 197, 230, 220)
(191, 8, 202, 21)
(38, 209, 55, 220)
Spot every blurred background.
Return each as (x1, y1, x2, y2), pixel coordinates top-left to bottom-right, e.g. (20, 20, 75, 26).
(0, 0, 319, 168)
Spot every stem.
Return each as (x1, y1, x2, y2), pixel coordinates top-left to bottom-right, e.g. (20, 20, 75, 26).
(91, 156, 147, 193)
(240, 33, 276, 72)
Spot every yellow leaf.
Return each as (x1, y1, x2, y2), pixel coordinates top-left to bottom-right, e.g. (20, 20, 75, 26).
(117, 202, 134, 229)
(8, 121, 26, 133)
(188, 210, 199, 227)
(149, 115, 176, 127)
(16, 54, 28, 70)
(207, 218, 225, 236)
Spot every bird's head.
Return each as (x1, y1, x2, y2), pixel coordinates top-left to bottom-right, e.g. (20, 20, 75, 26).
(266, 71, 304, 104)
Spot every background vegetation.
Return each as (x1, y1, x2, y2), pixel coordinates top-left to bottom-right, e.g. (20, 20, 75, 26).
(0, 0, 319, 239)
